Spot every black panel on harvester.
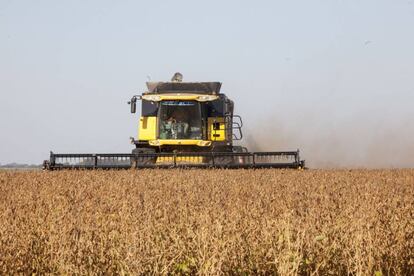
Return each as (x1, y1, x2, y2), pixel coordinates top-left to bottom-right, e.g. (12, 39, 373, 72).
(44, 73, 305, 170)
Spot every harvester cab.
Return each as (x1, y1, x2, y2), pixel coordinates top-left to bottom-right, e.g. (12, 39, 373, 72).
(44, 73, 305, 169)
(129, 76, 242, 155)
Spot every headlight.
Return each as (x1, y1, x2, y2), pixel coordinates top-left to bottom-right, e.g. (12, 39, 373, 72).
(197, 95, 219, 102)
(149, 140, 160, 146)
(142, 95, 161, 102)
(197, 140, 212, 147)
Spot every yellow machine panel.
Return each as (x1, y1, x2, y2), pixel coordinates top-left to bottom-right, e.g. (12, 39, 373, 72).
(208, 117, 226, 141)
(156, 156, 204, 164)
(142, 94, 219, 101)
(149, 139, 211, 147)
(138, 116, 157, 140)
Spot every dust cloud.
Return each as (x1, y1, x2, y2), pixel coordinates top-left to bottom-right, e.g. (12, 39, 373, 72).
(243, 114, 414, 169)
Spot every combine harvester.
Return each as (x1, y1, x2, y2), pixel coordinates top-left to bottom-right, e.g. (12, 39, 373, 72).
(44, 73, 305, 170)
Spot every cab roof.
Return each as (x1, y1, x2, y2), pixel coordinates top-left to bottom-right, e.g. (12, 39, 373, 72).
(146, 82, 222, 95)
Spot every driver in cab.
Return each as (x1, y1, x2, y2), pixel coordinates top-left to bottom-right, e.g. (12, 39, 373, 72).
(165, 109, 189, 139)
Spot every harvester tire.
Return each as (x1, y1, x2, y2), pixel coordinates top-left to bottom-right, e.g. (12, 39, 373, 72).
(131, 148, 156, 168)
(232, 146, 249, 165)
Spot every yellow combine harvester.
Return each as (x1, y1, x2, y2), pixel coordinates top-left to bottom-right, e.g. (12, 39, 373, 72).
(44, 73, 305, 169)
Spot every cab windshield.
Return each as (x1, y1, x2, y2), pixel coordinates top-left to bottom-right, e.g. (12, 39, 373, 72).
(158, 101, 202, 139)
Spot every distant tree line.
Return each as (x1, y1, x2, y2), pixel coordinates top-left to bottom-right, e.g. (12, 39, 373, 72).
(0, 163, 42, 169)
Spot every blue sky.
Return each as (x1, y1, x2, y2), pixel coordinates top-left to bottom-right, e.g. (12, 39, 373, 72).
(1, 0, 413, 167)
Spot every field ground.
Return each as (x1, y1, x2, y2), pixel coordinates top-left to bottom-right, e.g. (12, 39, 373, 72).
(0, 169, 413, 275)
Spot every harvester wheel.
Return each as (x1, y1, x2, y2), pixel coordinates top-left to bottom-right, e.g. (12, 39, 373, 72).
(212, 154, 235, 166)
(232, 146, 249, 165)
(131, 148, 156, 168)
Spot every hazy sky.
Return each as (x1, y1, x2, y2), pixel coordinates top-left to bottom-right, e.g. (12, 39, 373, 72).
(1, 0, 414, 167)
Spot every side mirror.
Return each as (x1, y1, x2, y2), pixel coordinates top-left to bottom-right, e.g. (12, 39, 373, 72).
(129, 96, 137, 113)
